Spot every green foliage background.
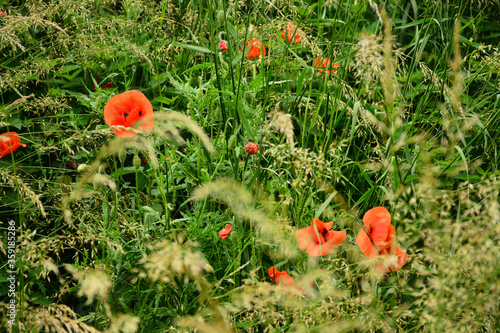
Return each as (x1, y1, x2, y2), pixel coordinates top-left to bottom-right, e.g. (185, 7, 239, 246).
(0, 0, 499, 332)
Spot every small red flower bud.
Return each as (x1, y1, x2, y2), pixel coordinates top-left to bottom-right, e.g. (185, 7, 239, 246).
(219, 224, 232, 239)
(219, 40, 228, 52)
(245, 142, 258, 155)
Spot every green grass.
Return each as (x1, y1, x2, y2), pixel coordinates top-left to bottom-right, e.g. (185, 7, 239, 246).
(1, 0, 499, 332)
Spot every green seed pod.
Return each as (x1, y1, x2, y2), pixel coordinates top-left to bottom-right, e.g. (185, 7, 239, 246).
(118, 149, 127, 165)
(133, 154, 141, 170)
(77, 164, 89, 173)
(217, 10, 225, 26)
(244, 91, 254, 105)
(228, 134, 237, 150)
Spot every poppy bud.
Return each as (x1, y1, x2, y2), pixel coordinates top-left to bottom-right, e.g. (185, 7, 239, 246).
(217, 10, 225, 26)
(244, 91, 253, 105)
(228, 134, 237, 150)
(219, 224, 232, 239)
(219, 40, 228, 52)
(133, 154, 141, 169)
(118, 149, 127, 164)
(245, 142, 258, 155)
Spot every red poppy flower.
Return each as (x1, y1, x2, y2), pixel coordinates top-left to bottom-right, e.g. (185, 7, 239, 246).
(219, 40, 228, 52)
(245, 142, 258, 154)
(281, 21, 302, 44)
(239, 38, 266, 59)
(314, 57, 339, 75)
(268, 267, 297, 288)
(0, 132, 26, 159)
(104, 90, 154, 137)
(219, 224, 232, 239)
(356, 207, 408, 272)
(296, 218, 346, 257)
(0, 10, 12, 18)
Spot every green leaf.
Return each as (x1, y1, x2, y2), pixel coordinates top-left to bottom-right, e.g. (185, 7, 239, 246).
(171, 42, 212, 54)
(315, 192, 338, 219)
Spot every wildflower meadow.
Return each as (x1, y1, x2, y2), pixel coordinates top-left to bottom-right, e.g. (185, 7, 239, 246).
(1, 0, 499, 332)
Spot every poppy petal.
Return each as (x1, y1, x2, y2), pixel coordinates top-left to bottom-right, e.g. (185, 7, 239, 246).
(219, 224, 232, 239)
(104, 90, 154, 137)
(296, 226, 315, 250)
(363, 206, 391, 229)
(363, 206, 391, 244)
(268, 267, 297, 288)
(395, 247, 409, 269)
(268, 267, 278, 279)
(380, 224, 396, 254)
(307, 230, 346, 256)
(356, 227, 378, 258)
(0, 132, 26, 158)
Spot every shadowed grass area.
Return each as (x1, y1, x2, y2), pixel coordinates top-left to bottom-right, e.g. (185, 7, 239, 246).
(0, 0, 499, 332)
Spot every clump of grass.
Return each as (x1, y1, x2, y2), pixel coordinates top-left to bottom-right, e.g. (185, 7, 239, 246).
(1, 0, 499, 332)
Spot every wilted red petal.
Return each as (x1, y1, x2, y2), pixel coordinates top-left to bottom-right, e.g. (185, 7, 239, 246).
(379, 224, 396, 254)
(296, 226, 315, 251)
(104, 90, 154, 137)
